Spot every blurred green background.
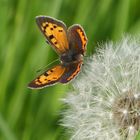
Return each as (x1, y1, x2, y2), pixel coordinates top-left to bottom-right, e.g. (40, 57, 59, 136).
(0, 0, 140, 140)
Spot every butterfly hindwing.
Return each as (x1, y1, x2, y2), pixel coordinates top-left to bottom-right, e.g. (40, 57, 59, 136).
(60, 61, 83, 83)
(68, 25, 88, 55)
(28, 65, 65, 89)
(36, 16, 69, 55)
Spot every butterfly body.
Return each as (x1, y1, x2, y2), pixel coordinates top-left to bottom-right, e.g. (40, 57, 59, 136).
(60, 51, 82, 64)
(28, 16, 87, 89)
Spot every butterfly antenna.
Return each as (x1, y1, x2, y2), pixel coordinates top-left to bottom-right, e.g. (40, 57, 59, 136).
(36, 58, 60, 73)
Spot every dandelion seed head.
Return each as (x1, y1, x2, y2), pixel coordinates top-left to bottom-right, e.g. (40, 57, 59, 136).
(61, 37, 140, 140)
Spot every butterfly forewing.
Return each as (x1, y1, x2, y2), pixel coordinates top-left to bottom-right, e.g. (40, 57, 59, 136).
(28, 65, 65, 89)
(68, 25, 87, 55)
(36, 16, 69, 55)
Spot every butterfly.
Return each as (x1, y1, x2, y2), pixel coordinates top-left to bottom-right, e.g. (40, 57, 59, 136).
(28, 16, 88, 89)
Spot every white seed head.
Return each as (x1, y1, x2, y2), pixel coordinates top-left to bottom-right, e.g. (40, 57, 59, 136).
(61, 37, 140, 140)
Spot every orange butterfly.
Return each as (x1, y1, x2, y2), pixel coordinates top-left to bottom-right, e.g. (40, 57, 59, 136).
(28, 16, 88, 89)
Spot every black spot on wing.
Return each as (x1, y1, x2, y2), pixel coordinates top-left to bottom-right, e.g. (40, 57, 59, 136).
(44, 73, 49, 76)
(49, 35, 54, 40)
(58, 30, 63, 32)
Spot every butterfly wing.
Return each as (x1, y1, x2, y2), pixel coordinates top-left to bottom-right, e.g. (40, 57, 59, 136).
(68, 24, 88, 55)
(36, 16, 69, 55)
(28, 65, 65, 89)
(59, 61, 83, 83)
(28, 61, 82, 89)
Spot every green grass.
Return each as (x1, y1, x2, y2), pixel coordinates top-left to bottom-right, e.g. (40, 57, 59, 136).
(0, 0, 140, 139)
